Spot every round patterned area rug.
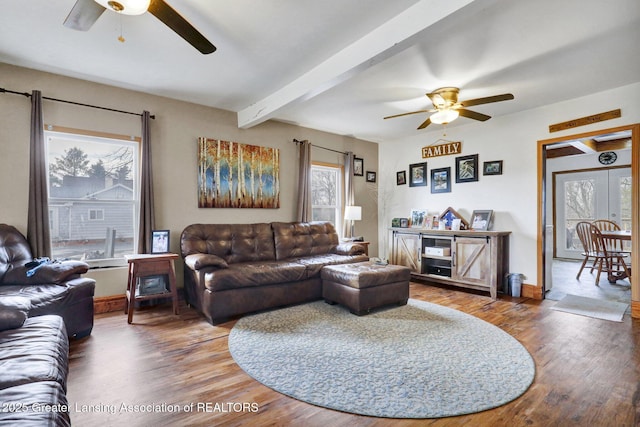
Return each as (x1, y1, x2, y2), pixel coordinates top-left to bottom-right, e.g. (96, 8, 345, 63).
(228, 299, 535, 418)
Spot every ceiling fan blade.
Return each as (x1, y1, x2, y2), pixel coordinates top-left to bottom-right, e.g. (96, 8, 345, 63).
(148, 0, 216, 54)
(417, 117, 432, 130)
(459, 93, 514, 108)
(384, 110, 430, 120)
(63, 0, 106, 31)
(458, 108, 491, 121)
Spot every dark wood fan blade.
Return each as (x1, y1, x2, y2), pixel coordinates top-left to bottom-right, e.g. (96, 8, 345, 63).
(459, 93, 514, 107)
(384, 110, 430, 120)
(63, 0, 106, 31)
(417, 117, 431, 129)
(148, 0, 216, 54)
(458, 108, 491, 121)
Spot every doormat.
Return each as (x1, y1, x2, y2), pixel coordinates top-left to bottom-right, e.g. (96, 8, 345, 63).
(551, 294, 628, 322)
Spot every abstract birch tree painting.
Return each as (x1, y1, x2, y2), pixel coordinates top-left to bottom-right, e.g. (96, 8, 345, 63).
(198, 138, 280, 208)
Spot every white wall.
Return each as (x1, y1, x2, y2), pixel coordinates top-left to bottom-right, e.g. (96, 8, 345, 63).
(378, 82, 640, 287)
(0, 63, 378, 296)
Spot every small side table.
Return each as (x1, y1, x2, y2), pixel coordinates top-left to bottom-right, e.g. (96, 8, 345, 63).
(124, 253, 179, 324)
(342, 240, 370, 256)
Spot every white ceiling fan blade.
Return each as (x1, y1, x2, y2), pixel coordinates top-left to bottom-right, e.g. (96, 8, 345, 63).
(63, 0, 106, 31)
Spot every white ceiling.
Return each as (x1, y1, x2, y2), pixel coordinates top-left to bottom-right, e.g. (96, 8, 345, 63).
(1, 0, 639, 142)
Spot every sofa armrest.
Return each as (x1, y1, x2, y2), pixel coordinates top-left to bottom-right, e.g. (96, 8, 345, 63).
(335, 243, 366, 256)
(0, 297, 31, 331)
(184, 253, 229, 271)
(2, 261, 89, 286)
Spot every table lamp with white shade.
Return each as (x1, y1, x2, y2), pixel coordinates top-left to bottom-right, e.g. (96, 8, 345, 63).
(344, 205, 362, 240)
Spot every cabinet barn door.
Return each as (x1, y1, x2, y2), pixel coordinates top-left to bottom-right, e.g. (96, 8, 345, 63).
(392, 232, 421, 272)
(453, 236, 490, 285)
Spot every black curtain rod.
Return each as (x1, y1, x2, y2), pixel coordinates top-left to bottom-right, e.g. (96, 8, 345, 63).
(0, 87, 155, 119)
(293, 138, 346, 155)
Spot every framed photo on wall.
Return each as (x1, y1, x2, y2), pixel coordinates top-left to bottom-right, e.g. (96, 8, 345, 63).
(430, 167, 451, 193)
(409, 162, 427, 187)
(396, 170, 406, 185)
(151, 230, 170, 254)
(483, 160, 503, 176)
(353, 157, 364, 176)
(366, 171, 377, 183)
(455, 154, 479, 183)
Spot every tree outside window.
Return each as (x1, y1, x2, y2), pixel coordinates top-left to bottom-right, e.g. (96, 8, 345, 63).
(311, 164, 342, 229)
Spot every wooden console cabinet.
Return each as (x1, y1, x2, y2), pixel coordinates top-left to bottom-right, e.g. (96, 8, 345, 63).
(390, 228, 510, 299)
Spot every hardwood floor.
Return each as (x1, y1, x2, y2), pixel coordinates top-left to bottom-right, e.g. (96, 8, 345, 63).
(68, 283, 640, 427)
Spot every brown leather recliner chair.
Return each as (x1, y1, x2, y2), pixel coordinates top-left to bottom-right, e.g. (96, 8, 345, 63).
(0, 224, 95, 339)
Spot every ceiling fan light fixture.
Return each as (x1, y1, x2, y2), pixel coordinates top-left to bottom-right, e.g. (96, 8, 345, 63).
(95, 0, 150, 15)
(430, 109, 459, 124)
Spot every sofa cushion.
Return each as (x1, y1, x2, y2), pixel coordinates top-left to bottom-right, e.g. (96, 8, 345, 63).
(0, 315, 69, 392)
(181, 223, 276, 264)
(0, 381, 70, 427)
(2, 260, 89, 286)
(272, 222, 340, 260)
(203, 261, 307, 291)
(0, 284, 76, 316)
(291, 254, 370, 278)
(0, 296, 31, 331)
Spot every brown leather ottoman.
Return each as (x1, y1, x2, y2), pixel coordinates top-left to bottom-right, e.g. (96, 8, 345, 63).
(321, 262, 411, 315)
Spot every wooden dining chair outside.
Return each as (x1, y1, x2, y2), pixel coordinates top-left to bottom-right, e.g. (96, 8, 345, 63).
(575, 221, 604, 280)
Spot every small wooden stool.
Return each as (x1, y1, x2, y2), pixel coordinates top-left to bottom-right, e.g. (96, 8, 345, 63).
(124, 253, 179, 324)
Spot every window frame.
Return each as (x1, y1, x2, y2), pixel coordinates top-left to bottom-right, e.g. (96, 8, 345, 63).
(310, 162, 344, 233)
(44, 125, 140, 268)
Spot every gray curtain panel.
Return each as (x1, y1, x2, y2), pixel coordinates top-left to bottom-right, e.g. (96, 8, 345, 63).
(342, 151, 354, 237)
(137, 110, 156, 254)
(296, 140, 312, 222)
(27, 90, 51, 258)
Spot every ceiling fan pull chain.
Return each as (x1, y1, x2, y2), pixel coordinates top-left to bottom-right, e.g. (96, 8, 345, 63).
(118, 14, 125, 43)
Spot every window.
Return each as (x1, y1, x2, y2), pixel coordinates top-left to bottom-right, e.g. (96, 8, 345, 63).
(88, 209, 104, 221)
(45, 128, 139, 267)
(311, 163, 343, 229)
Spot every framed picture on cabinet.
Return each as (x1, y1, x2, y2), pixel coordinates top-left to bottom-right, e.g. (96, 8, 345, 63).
(410, 209, 428, 228)
(439, 207, 469, 230)
(430, 167, 451, 193)
(471, 210, 493, 231)
(455, 154, 479, 183)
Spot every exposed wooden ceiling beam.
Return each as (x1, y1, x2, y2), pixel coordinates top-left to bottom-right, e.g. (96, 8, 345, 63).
(237, 0, 476, 129)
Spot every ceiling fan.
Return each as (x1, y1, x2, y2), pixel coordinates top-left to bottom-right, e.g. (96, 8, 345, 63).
(63, 0, 216, 54)
(384, 87, 514, 129)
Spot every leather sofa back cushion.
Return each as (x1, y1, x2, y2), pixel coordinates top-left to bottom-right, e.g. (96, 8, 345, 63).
(0, 224, 33, 282)
(272, 222, 339, 260)
(181, 223, 276, 264)
(2, 261, 89, 286)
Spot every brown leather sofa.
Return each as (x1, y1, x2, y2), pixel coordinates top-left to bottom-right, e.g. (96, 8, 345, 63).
(0, 223, 96, 426)
(181, 221, 368, 324)
(0, 224, 95, 339)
